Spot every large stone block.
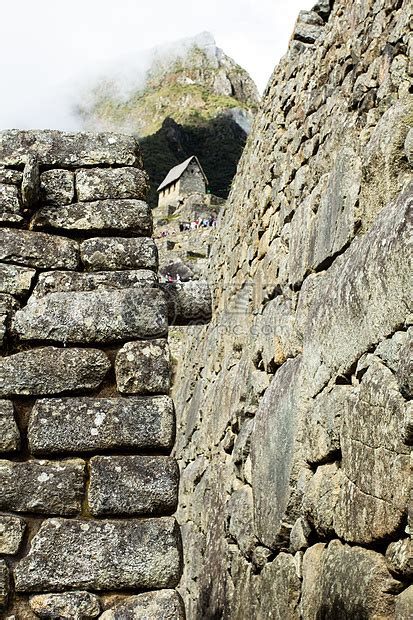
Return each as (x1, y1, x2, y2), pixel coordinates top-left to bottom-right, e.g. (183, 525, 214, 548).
(251, 357, 310, 548)
(301, 541, 402, 619)
(32, 199, 152, 236)
(0, 228, 79, 270)
(0, 263, 36, 297)
(0, 347, 110, 397)
(0, 183, 23, 224)
(76, 167, 149, 201)
(302, 462, 342, 537)
(89, 455, 179, 516)
(115, 339, 171, 394)
(80, 237, 158, 271)
(29, 591, 101, 620)
(256, 553, 301, 620)
(160, 281, 213, 325)
(100, 590, 185, 620)
(28, 395, 175, 455)
(31, 269, 157, 298)
(0, 515, 26, 554)
(14, 288, 168, 344)
(303, 385, 353, 465)
(0, 130, 142, 167)
(0, 399, 20, 452)
(15, 517, 182, 591)
(40, 169, 75, 205)
(334, 357, 410, 544)
(395, 586, 413, 620)
(302, 182, 413, 395)
(0, 458, 85, 515)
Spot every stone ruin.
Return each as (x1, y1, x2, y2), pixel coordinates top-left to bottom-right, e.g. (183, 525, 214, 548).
(0, 130, 211, 619)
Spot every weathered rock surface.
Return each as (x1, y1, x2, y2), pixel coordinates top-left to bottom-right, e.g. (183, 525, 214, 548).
(256, 553, 301, 620)
(251, 357, 307, 548)
(302, 462, 342, 537)
(29, 591, 101, 620)
(76, 168, 149, 201)
(0, 293, 19, 346)
(0, 167, 22, 185)
(0, 560, 8, 609)
(386, 539, 413, 579)
(334, 357, 410, 544)
(0, 459, 85, 515)
(0, 130, 142, 167)
(300, 541, 402, 619)
(80, 237, 157, 271)
(100, 590, 185, 620)
(115, 339, 171, 394)
(395, 586, 413, 620)
(160, 281, 212, 324)
(28, 395, 175, 455)
(0, 515, 26, 554)
(14, 287, 168, 344)
(32, 200, 152, 236)
(0, 228, 79, 270)
(40, 169, 75, 205)
(0, 400, 20, 453)
(31, 269, 157, 298)
(0, 347, 110, 396)
(0, 263, 36, 297)
(89, 455, 179, 516)
(0, 184, 23, 224)
(21, 155, 40, 209)
(15, 517, 182, 591)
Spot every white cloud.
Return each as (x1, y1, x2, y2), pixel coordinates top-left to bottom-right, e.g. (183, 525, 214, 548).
(0, 0, 316, 130)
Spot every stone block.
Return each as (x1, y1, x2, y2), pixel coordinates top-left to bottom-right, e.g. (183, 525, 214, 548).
(31, 269, 157, 298)
(0, 228, 79, 270)
(13, 288, 168, 344)
(115, 339, 170, 395)
(0, 400, 20, 453)
(160, 281, 212, 325)
(251, 357, 308, 548)
(303, 386, 353, 465)
(89, 455, 179, 516)
(32, 199, 152, 236)
(386, 539, 413, 579)
(0, 347, 110, 397)
(21, 155, 40, 208)
(0, 183, 23, 224)
(28, 395, 175, 455)
(0, 458, 85, 515)
(302, 182, 412, 396)
(334, 358, 410, 544)
(0, 130, 142, 168)
(15, 517, 182, 591)
(0, 516, 26, 555)
(395, 586, 413, 620)
(0, 167, 22, 185)
(0, 293, 19, 347)
(100, 590, 185, 620)
(256, 553, 301, 620)
(302, 462, 342, 537)
(40, 169, 75, 205)
(0, 263, 36, 297)
(80, 237, 157, 271)
(226, 485, 256, 558)
(0, 560, 8, 609)
(29, 591, 101, 620)
(76, 167, 149, 201)
(301, 541, 402, 619)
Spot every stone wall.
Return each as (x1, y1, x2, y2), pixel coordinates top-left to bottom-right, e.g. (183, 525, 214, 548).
(0, 130, 192, 619)
(173, 0, 413, 618)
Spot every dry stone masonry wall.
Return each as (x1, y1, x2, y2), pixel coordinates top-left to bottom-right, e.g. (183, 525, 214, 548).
(0, 130, 213, 618)
(172, 0, 413, 618)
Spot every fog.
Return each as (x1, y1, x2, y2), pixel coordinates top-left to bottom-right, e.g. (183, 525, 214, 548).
(0, 0, 316, 130)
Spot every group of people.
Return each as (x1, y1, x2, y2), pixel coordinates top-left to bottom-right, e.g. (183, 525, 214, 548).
(179, 216, 217, 231)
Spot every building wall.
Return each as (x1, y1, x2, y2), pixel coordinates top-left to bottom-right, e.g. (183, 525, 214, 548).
(179, 163, 206, 195)
(172, 0, 413, 618)
(0, 130, 186, 619)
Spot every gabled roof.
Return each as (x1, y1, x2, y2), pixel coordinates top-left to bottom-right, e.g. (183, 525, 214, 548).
(157, 155, 208, 192)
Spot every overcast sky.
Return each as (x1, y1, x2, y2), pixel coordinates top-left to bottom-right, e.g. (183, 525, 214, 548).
(0, 0, 315, 131)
